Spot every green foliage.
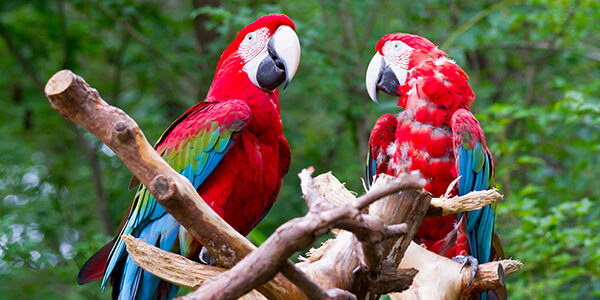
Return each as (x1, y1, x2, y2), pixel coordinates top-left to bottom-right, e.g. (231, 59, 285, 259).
(1, 0, 599, 298)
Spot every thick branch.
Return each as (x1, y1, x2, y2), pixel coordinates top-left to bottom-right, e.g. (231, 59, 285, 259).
(305, 173, 522, 299)
(46, 70, 521, 300)
(296, 173, 430, 298)
(184, 169, 426, 299)
(122, 235, 266, 299)
(44, 70, 299, 300)
(391, 242, 522, 300)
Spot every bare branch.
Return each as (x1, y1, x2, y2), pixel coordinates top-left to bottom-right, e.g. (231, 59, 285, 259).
(122, 235, 225, 290)
(184, 168, 425, 299)
(122, 235, 267, 300)
(46, 70, 522, 300)
(299, 167, 335, 211)
(426, 189, 503, 218)
(354, 172, 428, 210)
(44, 70, 300, 300)
(308, 173, 521, 299)
(390, 242, 522, 299)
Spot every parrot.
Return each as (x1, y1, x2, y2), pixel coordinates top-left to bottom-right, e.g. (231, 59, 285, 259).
(76, 14, 301, 300)
(364, 32, 504, 299)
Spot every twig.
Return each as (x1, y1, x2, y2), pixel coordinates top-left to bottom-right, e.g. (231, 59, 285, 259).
(441, 0, 520, 50)
(426, 189, 503, 217)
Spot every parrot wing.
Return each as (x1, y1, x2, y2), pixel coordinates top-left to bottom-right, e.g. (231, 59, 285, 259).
(366, 114, 398, 187)
(79, 100, 251, 299)
(451, 108, 495, 264)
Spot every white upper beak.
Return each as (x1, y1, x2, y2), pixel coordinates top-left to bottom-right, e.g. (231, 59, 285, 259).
(365, 52, 383, 104)
(271, 25, 301, 87)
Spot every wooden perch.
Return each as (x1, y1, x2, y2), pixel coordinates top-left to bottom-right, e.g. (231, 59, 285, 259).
(391, 242, 522, 299)
(46, 70, 521, 300)
(427, 189, 503, 217)
(45, 70, 435, 299)
(121, 235, 267, 300)
(44, 70, 302, 299)
(183, 169, 427, 300)
(307, 173, 522, 300)
(426, 177, 503, 218)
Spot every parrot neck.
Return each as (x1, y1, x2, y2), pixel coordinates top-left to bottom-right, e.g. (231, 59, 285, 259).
(398, 56, 475, 127)
(206, 61, 278, 110)
(205, 61, 283, 136)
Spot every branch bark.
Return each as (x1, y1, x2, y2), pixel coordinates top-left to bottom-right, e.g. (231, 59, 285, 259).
(183, 169, 427, 300)
(44, 69, 301, 300)
(391, 242, 522, 300)
(122, 235, 266, 300)
(304, 173, 521, 300)
(45, 70, 522, 300)
(426, 189, 503, 218)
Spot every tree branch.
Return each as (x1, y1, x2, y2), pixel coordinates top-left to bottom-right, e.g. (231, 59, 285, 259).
(183, 169, 426, 300)
(45, 70, 522, 300)
(306, 173, 522, 299)
(426, 190, 503, 217)
(391, 242, 522, 300)
(122, 235, 266, 299)
(44, 69, 301, 300)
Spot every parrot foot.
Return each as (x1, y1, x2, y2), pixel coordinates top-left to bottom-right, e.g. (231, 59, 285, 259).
(451, 255, 479, 287)
(199, 247, 217, 266)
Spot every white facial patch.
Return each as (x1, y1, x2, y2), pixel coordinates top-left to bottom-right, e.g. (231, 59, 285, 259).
(241, 27, 271, 89)
(238, 27, 270, 63)
(381, 40, 413, 87)
(382, 40, 413, 70)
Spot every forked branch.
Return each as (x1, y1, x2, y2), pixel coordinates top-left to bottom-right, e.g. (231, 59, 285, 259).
(44, 70, 302, 299)
(45, 70, 521, 300)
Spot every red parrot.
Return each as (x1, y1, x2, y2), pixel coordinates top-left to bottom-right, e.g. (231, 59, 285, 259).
(365, 33, 503, 298)
(76, 14, 300, 299)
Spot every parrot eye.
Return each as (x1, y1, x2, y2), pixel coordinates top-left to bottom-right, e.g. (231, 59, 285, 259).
(241, 32, 259, 47)
(238, 27, 270, 62)
(385, 40, 412, 56)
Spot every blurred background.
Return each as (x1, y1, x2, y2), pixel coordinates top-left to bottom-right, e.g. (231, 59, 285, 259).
(1, 0, 599, 299)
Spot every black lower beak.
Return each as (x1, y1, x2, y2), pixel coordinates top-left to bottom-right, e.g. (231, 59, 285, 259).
(257, 40, 287, 91)
(377, 65, 401, 96)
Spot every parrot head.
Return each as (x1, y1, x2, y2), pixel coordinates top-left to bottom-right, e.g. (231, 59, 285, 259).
(365, 32, 446, 104)
(209, 14, 301, 97)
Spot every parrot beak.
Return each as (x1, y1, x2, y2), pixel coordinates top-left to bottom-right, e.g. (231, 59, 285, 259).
(365, 52, 384, 104)
(256, 25, 301, 91)
(365, 52, 405, 104)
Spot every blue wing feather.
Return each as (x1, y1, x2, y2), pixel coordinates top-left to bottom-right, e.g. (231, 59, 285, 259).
(100, 101, 250, 300)
(456, 141, 495, 300)
(457, 141, 495, 265)
(366, 149, 377, 188)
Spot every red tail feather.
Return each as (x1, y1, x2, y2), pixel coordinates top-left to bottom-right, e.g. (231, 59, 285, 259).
(77, 239, 115, 285)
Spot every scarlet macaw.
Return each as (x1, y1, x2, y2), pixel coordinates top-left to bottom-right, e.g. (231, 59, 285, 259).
(77, 14, 300, 299)
(365, 33, 502, 298)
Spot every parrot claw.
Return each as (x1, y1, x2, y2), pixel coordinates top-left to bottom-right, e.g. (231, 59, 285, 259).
(199, 247, 217, 266)
(451, 255, 479, 287)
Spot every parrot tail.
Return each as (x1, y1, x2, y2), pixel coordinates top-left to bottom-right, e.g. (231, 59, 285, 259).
(77, 239, 114, 285)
